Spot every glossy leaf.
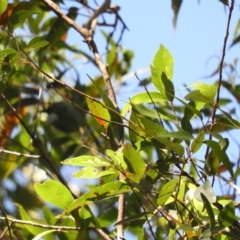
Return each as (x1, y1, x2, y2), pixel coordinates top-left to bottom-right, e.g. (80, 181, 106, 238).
(62, 155, 110, 167)
(34, 179, 74, 209)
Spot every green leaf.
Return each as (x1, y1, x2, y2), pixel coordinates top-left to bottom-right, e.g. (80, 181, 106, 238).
(191, 132, 204, 153)
(32, 230, 58, 240)
(0, 48, 18, 58)
(154, 137, 185, 156)
(106, 148, 127, 170)
(185, 82, 217, 104)
(157, 178, 178, 206)
(121, 91, 165, 117)
(73, 167, 117, 178)
(204, 150, 220, 176)
(60, 181, 134, 216)
(62, 155, 110, 167)
(86, 98, 110, 130)
(15, 204, 43, 235)
(9, 10, 40, 30)
(114, 212, 154, 226)
(123, 143, 146, 177)
(151, 45, 175, 101)
(204, 140, 234, 177)
(154, 130, 193, 140)
(0, 0, 7, 15)
(199, 193, 216, 227)
(34, 179, 74, 209)
(28, 36, 49, 50)
(153, 44, 174, 80)
(218, 201, 235, 227)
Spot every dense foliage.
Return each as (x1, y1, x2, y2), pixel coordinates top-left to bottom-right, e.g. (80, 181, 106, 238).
(1, 0, 240, 239)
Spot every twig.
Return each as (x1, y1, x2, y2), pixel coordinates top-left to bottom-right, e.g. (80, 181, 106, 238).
(0, 148, 40, 159)
(83, 0, 110, 30)
(0, 205, 13, 240)
(205, 0, 235, 160)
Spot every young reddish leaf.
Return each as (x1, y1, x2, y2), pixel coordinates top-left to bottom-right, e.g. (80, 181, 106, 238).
(86, 98, 110, 131)
(34, 180, 74, 209)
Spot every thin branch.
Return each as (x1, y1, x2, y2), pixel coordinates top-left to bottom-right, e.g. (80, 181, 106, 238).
(83, 0, 110, 29)
(0, 205, 13, 240)
(0, 148, 40, 159)
(205, 0, 235, 159)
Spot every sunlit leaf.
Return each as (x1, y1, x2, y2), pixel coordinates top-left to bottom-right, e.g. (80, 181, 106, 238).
(86, 98, 110, 131)
(62, 155, 110, 167)
(194, 180, 216, 204)
(0, 0, 8, 15)
(153, 44, 174, 80)
(121, 91, 165, 117)
(34, 179, 74, 209)
(218, 201, 235, 227)
(73, 167, 117, 178)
